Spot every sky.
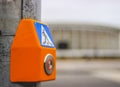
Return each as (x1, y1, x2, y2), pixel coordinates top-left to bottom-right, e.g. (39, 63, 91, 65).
(42, 0, 120, 28)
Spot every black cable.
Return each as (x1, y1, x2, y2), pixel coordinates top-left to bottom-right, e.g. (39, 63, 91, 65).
(0, 30, 1, 35)
(21, 0, 23, 19)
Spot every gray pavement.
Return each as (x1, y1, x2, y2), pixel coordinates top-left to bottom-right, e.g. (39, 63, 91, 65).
(41, 60, 120, 87)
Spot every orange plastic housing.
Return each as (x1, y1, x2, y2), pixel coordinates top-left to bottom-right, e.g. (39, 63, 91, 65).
(10, 19, 56, 82)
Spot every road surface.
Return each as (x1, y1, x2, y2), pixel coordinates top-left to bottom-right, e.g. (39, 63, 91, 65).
(41, 59, 120, 87)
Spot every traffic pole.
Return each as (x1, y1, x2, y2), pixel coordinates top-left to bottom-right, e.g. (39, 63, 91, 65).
(0, 0, 41, 87)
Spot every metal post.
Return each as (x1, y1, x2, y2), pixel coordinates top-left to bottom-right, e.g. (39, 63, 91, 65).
(0, 0, 41, 87)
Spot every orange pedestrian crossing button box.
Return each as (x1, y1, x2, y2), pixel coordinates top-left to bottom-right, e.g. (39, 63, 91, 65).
(10, 19, 56, 82)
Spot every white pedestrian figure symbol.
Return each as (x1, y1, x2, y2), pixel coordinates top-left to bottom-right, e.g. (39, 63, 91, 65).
(42, 29, 52, 46)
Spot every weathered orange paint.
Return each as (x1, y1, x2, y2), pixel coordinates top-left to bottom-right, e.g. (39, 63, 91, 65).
(10, 19, 56, 82)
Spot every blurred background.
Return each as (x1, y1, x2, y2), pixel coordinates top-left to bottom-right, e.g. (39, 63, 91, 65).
(42, 0, 120, 58)
(41, 0, 120, 87)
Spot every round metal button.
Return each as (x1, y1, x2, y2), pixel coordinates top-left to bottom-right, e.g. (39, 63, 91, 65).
(44, 54, 54, 75)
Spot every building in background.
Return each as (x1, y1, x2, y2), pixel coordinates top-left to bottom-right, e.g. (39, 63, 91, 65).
(49, 24, 120, 58)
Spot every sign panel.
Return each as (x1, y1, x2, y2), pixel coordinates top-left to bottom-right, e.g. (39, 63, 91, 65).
(41, 26, 54, 47)
(35, 22, 55, 48)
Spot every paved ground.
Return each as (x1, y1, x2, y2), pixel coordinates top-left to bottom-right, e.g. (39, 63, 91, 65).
(41, 59, 120, 87)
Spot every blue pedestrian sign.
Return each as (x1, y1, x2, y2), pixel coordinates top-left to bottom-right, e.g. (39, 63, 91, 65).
(35, 22, 55, 48)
